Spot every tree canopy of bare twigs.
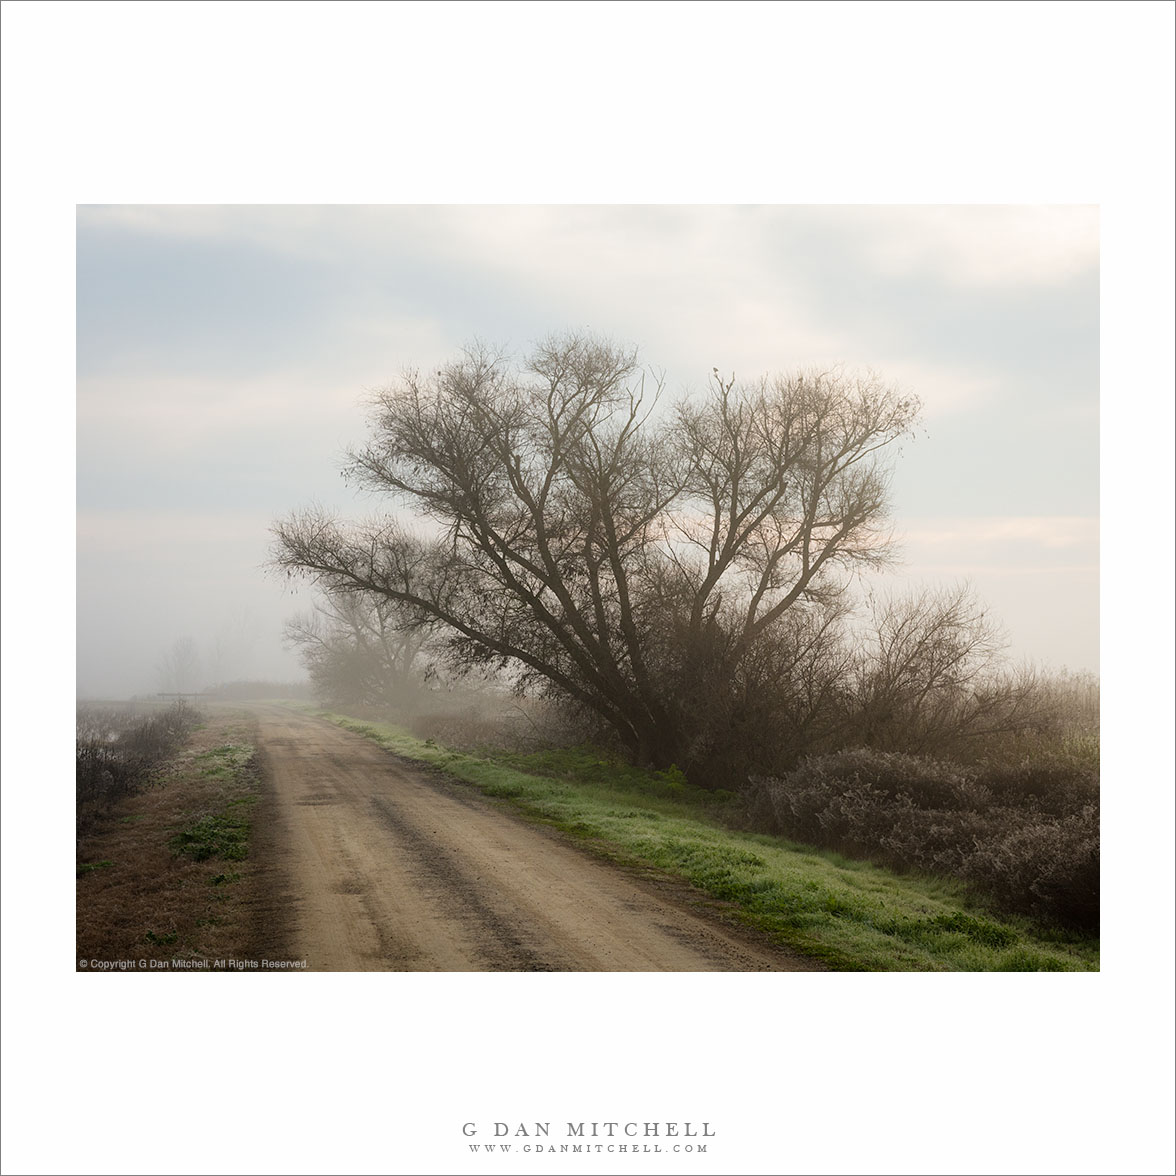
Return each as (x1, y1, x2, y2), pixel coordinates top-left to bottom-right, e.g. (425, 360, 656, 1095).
(849, 586, 1041, 755)
(273, 333, 923, 784)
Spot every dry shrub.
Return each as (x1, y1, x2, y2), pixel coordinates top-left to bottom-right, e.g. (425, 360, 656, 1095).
(748, 746, 1099, 931)
(409, 709, 526, 751)
(976, 759, 1098, 815)
(76, 703, 201, 834)
(960, 805, 1099, 930)
(405, 692, 589, 754)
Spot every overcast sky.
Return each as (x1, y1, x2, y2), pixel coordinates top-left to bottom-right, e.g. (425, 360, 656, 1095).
(76, 203, 1100, 696)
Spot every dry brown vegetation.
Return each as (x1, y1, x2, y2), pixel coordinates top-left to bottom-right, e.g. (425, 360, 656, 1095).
(76, 706, 291, 970)
(76, 701, 202, 835)
(743, 671, 1099, 931)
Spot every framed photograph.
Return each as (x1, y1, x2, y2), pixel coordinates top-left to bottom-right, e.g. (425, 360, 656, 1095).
(4, 4, 1173, 1174)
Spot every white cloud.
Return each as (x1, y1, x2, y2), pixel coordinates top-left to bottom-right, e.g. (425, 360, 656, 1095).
(79, 205, 850, 384)
(901, 515, 1099, 556)
(856, 358, 1001, 418)
(75, 205, 1095, 419)
(412, 206, 858, 384)
(825, 205, 1099, 288)
(77, 360, 402, 458)
(77, 204, 365, 262)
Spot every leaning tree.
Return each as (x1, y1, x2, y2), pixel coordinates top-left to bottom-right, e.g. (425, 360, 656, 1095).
(273, 333, 920, 785)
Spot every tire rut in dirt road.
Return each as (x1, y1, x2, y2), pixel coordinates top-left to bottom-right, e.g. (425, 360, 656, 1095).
(252, 705, 821, 972)
(367, 794, 574, 970)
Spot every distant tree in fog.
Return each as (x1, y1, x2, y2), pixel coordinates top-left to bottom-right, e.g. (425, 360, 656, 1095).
(283, 592, 434, 710)
(206, 608, 261, 687)
(156, 636, 203, 695)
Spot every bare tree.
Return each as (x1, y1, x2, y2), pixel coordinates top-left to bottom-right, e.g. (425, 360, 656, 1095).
(156, 636, 203, 696)
(849, 586, 1042, 754)
(272, 333, 920, 783)
(284, 592, 432, 710)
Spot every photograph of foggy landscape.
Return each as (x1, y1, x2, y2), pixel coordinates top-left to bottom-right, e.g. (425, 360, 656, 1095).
(2, 4, 1165, 1173)
(75, 204, 1101, 975)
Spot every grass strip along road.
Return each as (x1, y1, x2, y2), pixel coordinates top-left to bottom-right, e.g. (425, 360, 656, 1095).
(314, 709, 1098, 972)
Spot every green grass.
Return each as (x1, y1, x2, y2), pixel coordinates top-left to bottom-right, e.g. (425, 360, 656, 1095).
(170, 743, 259, 862)
(194, 743, 254, 778)
(170, 797, 255, 861)
(309, 710, 1099, 972)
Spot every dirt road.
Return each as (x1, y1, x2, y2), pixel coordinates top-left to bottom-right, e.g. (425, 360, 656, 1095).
(252, 706, 819, 971)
